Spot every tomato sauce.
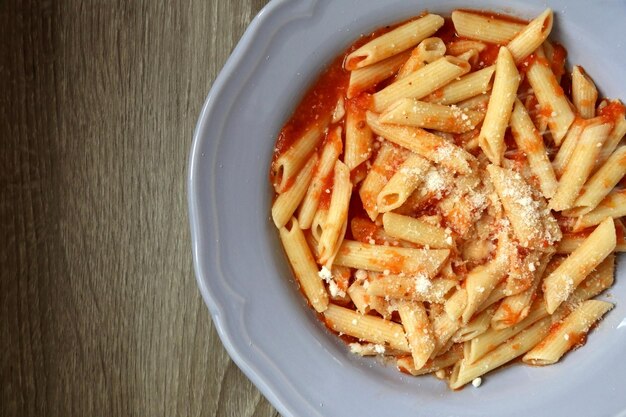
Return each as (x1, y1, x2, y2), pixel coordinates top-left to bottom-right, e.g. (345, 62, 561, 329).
(272, 56, 349, 159)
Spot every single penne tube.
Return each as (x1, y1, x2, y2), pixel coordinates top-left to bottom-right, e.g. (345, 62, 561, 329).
(453, 306, 496, 343)
(272, 118, 328, 192)
(366, 111, 475, 174)
(379, 99, 484, 133)
(506, 9, 553, 63)
(451, 10, 525, 44)
(523, 300, 613, 365)
(487, 164, 560, 249)
(447, 40, 487, 55)
(449, 317, 551, 389)
(478, 47, 520, 165)
(376, 154, 431, 212)
(366, 276, 457, 303)
(279, 218, 329, 312)
(318, 161, 352, 265)
(491, 252, 552, 329)
(552, 117, 585, 178)
(570, 145, 626, 213)
(397, 344, 463, 376)
(425, 66, 495, 105)
(323, 304, 410, 352)
(445, 288, 467, 322)
(298, 127, 342, 229)
(347, 51, 411, 98)
(397, 37, 446, 79)
(344, 14, 444, 70)
(397, 301, 436, 369)
(272, 155, 319, 228)
(371, 56, 471, 112)
(348, 279, 373, 315)
(573, 189, 626, 230)
(382, 212, 453, 249)
(572, 66, 598, 119)
(598, 115, 626, 166)
(526, 48, 575, 144)
(344, 100, 374, 170)
(334, 240, 450, 275)
(510, 98, 558, 198)
(543, 217, 616, 314)
(358, 141, 410, 220)
(550, 121, 613, 211)
(461, 259, 507, 324)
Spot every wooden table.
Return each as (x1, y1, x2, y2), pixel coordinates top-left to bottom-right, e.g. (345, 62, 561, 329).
(1, 0, 278, 415)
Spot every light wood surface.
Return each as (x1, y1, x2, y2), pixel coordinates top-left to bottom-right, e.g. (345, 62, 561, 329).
(0, 0, 278, 416)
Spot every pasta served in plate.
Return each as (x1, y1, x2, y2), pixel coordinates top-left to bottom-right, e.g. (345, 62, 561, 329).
(269, 8, 624, 389)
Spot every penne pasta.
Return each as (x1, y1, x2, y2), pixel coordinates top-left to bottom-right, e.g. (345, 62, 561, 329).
(344, 14, 444, 70)
(397, 344, 463, 376)
(552, 117, 585, 178)
(382, 212, 453, 249)
(379, 99, 484, 133)
(572, 66, 598, 119)
(397, 37, 446, 79)
(376, 154, 431, 212)
(366, 111, 475, 174)
(487, 164, 560, 249)
(334, 240, 450, 275)
(543, 217, 615, 314)
(344, 100, 374, 170)
(506, 9, 553, 63)
(510, 98, 558, 198)
(366, 276, 457, 303)
(372, 56, 471, 112)
(523, 300, 613, 365)
(272, 118, 329, 192)
(272, 155, 318, 228)
(569, 145, 626, 214)
(425, 66, 495, 105)
(451, 10, 525, 44)
(298, 127, 342, 229)
(271, 8, 625, 391)
(397, 301, 436, 369)
(449, 317, 551, 389)
(358, 141, 410, 220)
(279, 218, 329, 312)
(478, 47, 520, 165)
(347, 51, 411, 98)
(550, 120, 613, 211)
(573, 189, 626, 231)
(318, 161, 352, 266)
(323, 304, 410, 351)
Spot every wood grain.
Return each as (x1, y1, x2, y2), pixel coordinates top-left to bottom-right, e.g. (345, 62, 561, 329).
(0, 0, 278, 416)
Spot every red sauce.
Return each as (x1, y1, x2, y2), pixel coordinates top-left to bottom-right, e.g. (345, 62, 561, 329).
(317, 173, 334, 210)
(350, 217, 380, 244)
(478, 42, 501, 67)
(272, 55, 349, 160)
(434, 17, 458, 44)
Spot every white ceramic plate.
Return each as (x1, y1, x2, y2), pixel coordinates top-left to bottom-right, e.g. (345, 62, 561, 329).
(188, 1, 626, 416)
